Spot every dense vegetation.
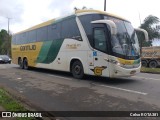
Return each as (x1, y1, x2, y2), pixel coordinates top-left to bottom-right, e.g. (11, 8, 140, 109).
(137, 15, 160, 47)
(0, 29, 11, 56)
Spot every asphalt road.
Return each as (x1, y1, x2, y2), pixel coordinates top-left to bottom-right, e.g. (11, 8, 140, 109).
(0, 64, 160, 120)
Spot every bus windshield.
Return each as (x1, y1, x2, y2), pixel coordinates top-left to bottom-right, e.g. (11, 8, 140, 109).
(104, 16, 140, 59)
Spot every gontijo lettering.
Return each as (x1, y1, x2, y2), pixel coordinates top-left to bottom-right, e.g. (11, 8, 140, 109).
(20, 45, 36, 51)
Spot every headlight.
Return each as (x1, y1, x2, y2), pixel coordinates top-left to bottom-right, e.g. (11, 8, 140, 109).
(116, 62, 121, 66)
(0, 58, 2, 60)
(110, 60, 121, 66)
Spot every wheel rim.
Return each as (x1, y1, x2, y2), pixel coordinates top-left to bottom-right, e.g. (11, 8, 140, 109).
(150, 62, 156, 68)
(74, 65, 81, 75)
(72, 61, 84, 79)
(142, 62, 147, 67)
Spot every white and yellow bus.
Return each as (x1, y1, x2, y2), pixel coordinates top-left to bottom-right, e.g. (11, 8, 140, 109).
(12, 10, 148, 79)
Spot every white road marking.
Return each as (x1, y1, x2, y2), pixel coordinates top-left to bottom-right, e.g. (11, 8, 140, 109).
(47, 74, 148, 95)
(94, 84, 148, 95)
(25, 70, 150, 95)
(48, 74, 72, 80)
(132, 76, 160, 81)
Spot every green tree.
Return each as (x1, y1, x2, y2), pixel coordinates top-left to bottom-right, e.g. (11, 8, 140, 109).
(137, 15, 160, 47)
(0, 29, 11, 56)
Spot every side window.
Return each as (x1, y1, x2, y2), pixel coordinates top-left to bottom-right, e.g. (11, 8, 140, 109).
(22, 32, 27, 44)
(28, 30, 37, 43)
(20, 33, 23, 44)
(94, 28, 107, 52)
(14, 32, 28, 44)
(79, 14, 92, 35)
(16, 34, 20, 44)
(12, 35, 16, 44)
(37, 26, 48, 41)
(61, 17, 81, 40)
(48, 23, 61, 40)
(79, 14, 102, 46)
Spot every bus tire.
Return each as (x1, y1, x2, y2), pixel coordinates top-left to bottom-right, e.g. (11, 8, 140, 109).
(19, 59, 24, 69)
(149, 61, 157, 68)
(71, 60, 84, 79)
(141, 60, 148, 67)
(23, 58, 29, 70)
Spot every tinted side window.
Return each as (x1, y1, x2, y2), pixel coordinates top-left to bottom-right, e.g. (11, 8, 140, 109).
(12, 35, 16, 44)
(79, 14, 102, 46)
(28, 30, 37, 43)
(16, 34, 20, 44)
(48, 23, 61, 40)
(37, 26, 48, 41)
(79, 14, 92, 35)
(21, 32, 27, 44)
(94, 28, 107, 52)
(15, 32, 28, 44)
(20, 33, 24, 44)
(61, 17, 81, 40)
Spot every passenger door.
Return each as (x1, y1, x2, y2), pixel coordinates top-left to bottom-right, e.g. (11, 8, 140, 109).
(91, 25, 110, 77)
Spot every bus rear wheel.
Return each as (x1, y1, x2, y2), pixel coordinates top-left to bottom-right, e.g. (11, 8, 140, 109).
(71, 60, 84, 79)
(23, 58, 29, 70)
(19, 59, 24, 69)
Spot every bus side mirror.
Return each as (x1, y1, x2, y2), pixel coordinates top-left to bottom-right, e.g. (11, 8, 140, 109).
(135, 28, 149, 42)
(91, 20, 117, 35)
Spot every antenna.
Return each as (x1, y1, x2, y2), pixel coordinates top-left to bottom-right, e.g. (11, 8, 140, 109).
(138, 11, 142, 26)
(104, 0, 106, 11)
(6, 17, 12, 56)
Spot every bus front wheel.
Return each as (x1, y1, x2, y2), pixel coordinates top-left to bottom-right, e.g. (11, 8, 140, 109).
(71, 60, 84, 79)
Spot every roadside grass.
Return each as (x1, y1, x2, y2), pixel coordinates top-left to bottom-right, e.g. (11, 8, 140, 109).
(141, 67, 160, 73)
(0, 88, 36, 120)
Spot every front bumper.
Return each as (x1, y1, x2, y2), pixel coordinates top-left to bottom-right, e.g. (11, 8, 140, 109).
(110, 64, 141, 78)
(0, 60, 11, 64)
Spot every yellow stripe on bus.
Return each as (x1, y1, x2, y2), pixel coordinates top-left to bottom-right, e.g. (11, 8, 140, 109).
(117, 58, 135, 65)
(12, 42, 43, 66)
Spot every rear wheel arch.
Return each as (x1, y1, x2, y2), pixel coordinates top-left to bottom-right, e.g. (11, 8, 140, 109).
(70, 58, 84, 79)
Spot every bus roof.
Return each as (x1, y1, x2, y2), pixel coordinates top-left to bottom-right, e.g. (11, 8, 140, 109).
(75, 9, 128, 21)
(15, 9, 129, 35)
(14, 18, 55, 35)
